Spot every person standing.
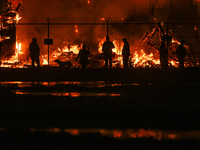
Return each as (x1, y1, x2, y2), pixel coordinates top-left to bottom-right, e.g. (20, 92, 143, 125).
(75, 44, 90, 72)
(159, 40, 168, 70)
(29, 38, 40, 68)
(0, 41, 3, 60)
(122, 38, 130, 69)
(176, 40, 186, 69)
(102, 36, 115, 69)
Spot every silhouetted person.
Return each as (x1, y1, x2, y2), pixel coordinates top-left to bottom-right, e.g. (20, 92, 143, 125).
(29, 38, 40, 68)
(176, 40, 186, 69)
(122, 38, 130, 68)
(102, 36, 115, 69)
(0, 41, 2, 60)
(75, 44, 90, 72)
(159, 40, 168, 70)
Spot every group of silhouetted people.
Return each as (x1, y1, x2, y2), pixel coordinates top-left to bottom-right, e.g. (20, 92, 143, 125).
(29, 37, 186, 71)
(102, 36, 130, 69)
(29, 36, 130, 70)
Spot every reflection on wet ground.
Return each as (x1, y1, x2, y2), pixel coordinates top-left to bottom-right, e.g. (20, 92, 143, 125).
(2, 128, 198, 141)
(0, 81, 139, 97)
(0, 81, 140, 88)
(1, 81, 200, 97)
(13, 90, 121, 97)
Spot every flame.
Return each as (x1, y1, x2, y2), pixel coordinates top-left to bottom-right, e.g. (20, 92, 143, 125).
(15, 13, 21, 23)
(1, 40, 23, 67)
(40, 44, 80, 66)
(98, 37, 161, 68)
(0, 36, 182, 69)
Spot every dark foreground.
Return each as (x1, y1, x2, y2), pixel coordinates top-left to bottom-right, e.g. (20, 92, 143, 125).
(0, 67, 200, 149)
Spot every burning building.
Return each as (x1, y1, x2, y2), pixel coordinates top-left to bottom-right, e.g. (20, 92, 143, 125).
(0, 0, 21, 63)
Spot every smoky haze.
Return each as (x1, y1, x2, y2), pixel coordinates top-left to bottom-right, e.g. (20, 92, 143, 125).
(17, 0, 151, 56)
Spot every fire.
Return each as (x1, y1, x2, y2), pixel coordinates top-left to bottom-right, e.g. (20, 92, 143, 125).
(0, 35, 185, 69)
(132, 50, 160, 68)
(98, 37, 161, 68)
(15, 13, 21, 23)
(1, 40, 23, 68)
(40, 44, 80, 66)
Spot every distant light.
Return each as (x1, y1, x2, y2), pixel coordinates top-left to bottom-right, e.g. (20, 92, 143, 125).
(88, 0, 91, 4)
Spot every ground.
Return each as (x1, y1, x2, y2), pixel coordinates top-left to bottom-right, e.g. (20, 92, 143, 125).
(0, 67, 200, 149)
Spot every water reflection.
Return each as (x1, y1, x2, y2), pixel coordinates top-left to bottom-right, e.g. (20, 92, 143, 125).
(27, 128, 200, 141)
(13, 90, 121, 97)
(0, 81, 137, 97)
(0, 81, 140, 88)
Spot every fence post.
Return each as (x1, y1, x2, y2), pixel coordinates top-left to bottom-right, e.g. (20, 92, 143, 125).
(47, 18, 50, 66)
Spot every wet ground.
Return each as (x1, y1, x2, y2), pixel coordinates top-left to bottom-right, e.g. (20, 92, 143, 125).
(0, 67, 200, 149)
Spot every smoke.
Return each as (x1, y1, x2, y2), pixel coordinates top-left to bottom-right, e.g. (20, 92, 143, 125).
(17, 0, 151, 56)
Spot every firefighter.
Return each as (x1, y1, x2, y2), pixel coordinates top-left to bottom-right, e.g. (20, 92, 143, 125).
(29, 38, 40, 68)
(122, 38, 130, 69)
(176, 40, 186, 69)
(0, 41, 2, 60)
(159, 40, 168, 70)
(102, 36, 115, 69)
(75, 44, 90, 72)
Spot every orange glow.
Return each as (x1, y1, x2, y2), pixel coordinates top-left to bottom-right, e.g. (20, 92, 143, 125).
(65, 129, 79, 135)
(113, 130, 122, 138)
(75, 25, 79, 34)
(99, 18, 106, 21)
(194, 26, 197, 31)
(33, 128, 200, 141)
(87, 0, 91, 4)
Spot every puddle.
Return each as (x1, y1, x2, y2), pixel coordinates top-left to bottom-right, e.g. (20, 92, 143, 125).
(13, 90, 121, 97)
(27, 128, 200, 141)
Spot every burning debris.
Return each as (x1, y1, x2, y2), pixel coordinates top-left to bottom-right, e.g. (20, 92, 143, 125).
(0, 0, 21, 67)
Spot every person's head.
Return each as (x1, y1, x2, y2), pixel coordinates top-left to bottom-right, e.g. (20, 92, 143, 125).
(82, 44, 86, 50)
(32, 38, 37, 43)
(106, 36, 110, 41)
(122, 38, 127, 43)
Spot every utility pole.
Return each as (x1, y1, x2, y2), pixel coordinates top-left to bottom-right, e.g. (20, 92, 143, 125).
(166, 21, 169, 68)
(105, 18, 110, 37)
(67, 39, 71, 62)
